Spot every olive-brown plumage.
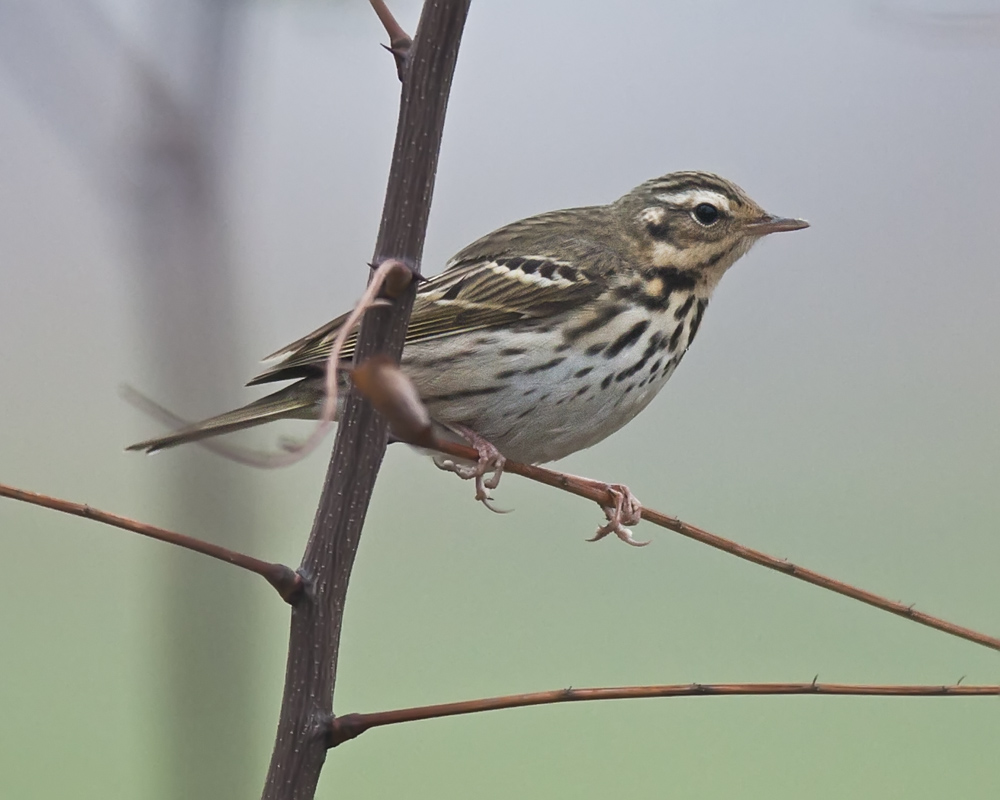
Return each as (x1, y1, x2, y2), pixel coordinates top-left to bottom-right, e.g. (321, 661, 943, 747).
(129, 171, 807, 462)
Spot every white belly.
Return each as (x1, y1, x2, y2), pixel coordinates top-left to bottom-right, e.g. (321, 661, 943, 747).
(404, 291, 706, 464)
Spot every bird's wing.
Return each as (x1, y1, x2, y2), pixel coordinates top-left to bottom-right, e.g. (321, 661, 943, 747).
(247, 252, 606, 386)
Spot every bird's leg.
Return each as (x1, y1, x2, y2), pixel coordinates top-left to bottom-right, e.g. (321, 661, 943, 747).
(580, 481, 647, 547)
(434, 425, 508, 513)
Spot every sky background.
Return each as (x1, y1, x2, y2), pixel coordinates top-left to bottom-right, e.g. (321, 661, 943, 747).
(2, 0, 999, 798)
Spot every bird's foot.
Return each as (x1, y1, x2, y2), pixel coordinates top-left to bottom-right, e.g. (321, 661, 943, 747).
(435, 425, 508, 513)
(586, 483, 648, 547)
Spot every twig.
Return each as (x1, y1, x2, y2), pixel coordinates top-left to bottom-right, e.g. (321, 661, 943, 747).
(123, 261, 413, 469)
(310, 260, 413, 453)
(8, 420, 997, 654)
(370, 0, 411, 46)
(257, 259, 414, 468)
(326, 681, 1000, 747)
(319, 351, 1000, 654)
(137, 330, 990, 656)
(370, 0, 413, 77)
(422, 438, 1000, 654)
(0, 482, 302, 603)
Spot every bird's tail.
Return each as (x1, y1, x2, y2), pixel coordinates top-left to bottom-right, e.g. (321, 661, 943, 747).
(126, 380, 323, 453)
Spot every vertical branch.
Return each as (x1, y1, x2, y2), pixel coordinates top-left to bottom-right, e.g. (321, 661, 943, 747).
(261, 2, 471, 798)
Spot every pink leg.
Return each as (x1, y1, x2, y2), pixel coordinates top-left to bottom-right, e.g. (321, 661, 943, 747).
(585, 482, 648, 547)
(435, 425, 508, 513)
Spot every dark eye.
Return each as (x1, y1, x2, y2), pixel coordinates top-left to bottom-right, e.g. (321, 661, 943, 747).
(692, 203, 720, 226)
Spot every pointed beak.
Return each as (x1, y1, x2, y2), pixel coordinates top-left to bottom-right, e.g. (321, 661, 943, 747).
(746, 215, 810, 236)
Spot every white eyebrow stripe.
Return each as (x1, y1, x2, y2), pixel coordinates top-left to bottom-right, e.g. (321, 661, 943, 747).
(655, 189, 731, 212)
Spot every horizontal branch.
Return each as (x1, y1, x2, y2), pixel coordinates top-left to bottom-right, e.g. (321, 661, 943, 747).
(327, 680, 1000, 746)
(0, 482, 302, 602)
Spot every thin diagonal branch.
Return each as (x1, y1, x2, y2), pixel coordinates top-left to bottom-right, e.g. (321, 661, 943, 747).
(344, 333, 999, 655)
(327, 681, 1000, 746)
(422, 438, 1000, 654)
(0, 482, 302, 602)
(257, 260, 414, 468)
(278, 345, 1000, 655)
(370, 0, 413, 77)
(370, 0, 412, 49)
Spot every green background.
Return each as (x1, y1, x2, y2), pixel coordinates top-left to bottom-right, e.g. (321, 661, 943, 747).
(2, 1, 999, 797)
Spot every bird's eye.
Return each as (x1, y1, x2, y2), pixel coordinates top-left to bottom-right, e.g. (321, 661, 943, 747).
(692, 203, 720, 226)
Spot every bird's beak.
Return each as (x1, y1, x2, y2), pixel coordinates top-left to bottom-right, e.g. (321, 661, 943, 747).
(747, 215, 810, 236)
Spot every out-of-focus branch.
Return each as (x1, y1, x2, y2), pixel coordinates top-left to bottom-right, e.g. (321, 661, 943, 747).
(0, 482, 302, 602)
(327, 680, 1000, 746)
(261, 3, 472, 799)
(0, 0, 176, 184)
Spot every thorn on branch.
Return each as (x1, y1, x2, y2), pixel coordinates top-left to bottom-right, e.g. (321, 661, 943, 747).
(380, 42, 411, 81)
(371, 0, 412, 80)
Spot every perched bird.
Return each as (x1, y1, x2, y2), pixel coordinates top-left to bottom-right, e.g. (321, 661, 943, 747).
(129, 171, 807, 540)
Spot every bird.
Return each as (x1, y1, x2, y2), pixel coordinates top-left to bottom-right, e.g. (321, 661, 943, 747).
(129, 170, 808, 542)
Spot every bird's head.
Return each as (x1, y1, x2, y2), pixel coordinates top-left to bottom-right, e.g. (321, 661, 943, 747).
(616, 171, 808, 288)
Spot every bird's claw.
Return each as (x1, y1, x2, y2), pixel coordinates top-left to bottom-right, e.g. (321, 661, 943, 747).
(587, 483, 648, 547)
(437, 426, 509, 513)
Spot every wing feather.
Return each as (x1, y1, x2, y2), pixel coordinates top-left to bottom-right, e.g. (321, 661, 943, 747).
(247, 254, 603, 386)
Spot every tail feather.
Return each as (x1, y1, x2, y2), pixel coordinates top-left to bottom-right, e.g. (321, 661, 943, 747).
(127, 381, 323, 453)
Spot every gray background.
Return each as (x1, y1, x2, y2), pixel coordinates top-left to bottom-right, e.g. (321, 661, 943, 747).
(1, 1, 998, 797)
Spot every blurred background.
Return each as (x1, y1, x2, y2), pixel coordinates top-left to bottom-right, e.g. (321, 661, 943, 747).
(1, 0, 999, 797)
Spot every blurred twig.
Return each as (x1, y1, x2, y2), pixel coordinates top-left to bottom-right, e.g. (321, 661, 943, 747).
(2, 4, 259, 793)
